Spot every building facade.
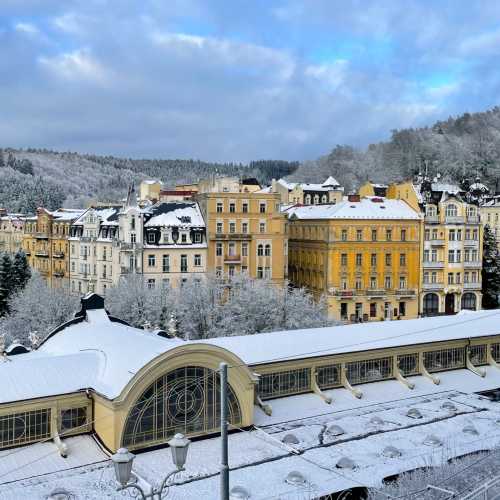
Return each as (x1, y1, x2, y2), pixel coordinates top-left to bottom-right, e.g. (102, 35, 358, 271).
(481, 196, 500, 250)
(387, 179, 483, 315)
(0, 210, 26, 254)
(197, 191, 288, 282)
(288, 196, 422, 321)
(269, 176, 344, 205)
(22, 208, 84, 288)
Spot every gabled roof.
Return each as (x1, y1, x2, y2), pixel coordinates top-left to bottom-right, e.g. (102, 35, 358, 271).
(144, 201, 205, 228)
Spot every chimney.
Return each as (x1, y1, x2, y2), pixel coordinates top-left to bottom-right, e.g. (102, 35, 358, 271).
(348, 194, 360, 202)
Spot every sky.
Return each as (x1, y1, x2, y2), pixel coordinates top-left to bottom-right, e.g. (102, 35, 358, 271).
(1, 0, 500, 162)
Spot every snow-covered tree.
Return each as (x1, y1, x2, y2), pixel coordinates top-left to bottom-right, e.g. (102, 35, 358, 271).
(0, 254, 13, 316)
(11, 250, 31, 292)
(482, 224, 500, 309)
(0, 272, 79, 347)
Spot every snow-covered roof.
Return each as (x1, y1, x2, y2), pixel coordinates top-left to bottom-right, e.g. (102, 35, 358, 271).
(144, 201, 205, 228)
(72, 206, 120, 226)
(287, 197, 421, 221)
(431, 182, 462, 195)
(470, 182, 489, 193)
(322, 175, 341, 187)
(48, 208, 86, 221)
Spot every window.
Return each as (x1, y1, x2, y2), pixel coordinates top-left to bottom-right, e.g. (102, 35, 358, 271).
(257, 244, 264, 256)
(216, 202, 223, 213)
(242, 222, 248, 234)
(398, 301, 406, 316)
(71, 261, 75, 272)
(423, 271, 429, 283)
(102, 264, 107, 279)
(384, 276, 391, 289)
(431, 249, 437, 262)
(399, 276, 406, 289)
(370, 302, 377, 318)
(194, 254, 202, 266)
(229, 202, 235, 213)
(216, 222, 223, 234)
(355, 279, 362, 290)
(341, 253, 348, 266)
(431, 271, 437, 283)
(462, 293, 477, 311)
(147, 279, 156, 289)
(194, 232, 202, 243)
(385, 253, 392, 266)
(399, 253, 406, 266)
(0, 409, 51, 448)
(341, 229, 348, 241)
(103, 247, 107, 260)
(455, 272, 461, 284)
(432, 229, 438, 240)
(180, 255, 188, 273)
(123, 366, 241, 449)
(242, 243, 248, 257)
(258, 368, 310, 400)
(424, 229, 430, 241)
(371, 229, 377, 241)
(60, 407, 88, 434)
(340, 303, 348, 320)
(401, 229, 406, 241)
(264, 244, 271, 256)
(229, 222, 236, 234)
(426, 205, 436, 216)
(130, 216, 135, 230)
(355, 253, 362, 266)
(457, 229, 462, 241)
(228, 265, 235, 277)
(148, 232, 155, 243)
(448, 272, 453, 284)
(445, 204, 457, 217)
(181, 233, 187, 243)
(162, 255, 170, 272)
(131, 233, 136, 243)
(316, 364, 341, 389)
(345, 357, 393, 384)
(148, 255, 156, 267)
(216, 243, 223, 256)
(448, 250, 454, 263)
(370, 253, 377, 266)
(424, 347, 465, 372)
(259, 222, 266, 233)
(465, 229, 471, 240)
(397, 354, 419, 376)
(423, 249, 429, 262)
(464, 271, 469, 283)
(257, 266, 264, 279)
(356, 229, 363, 241)
(264, 267, 271, 279)
(242, 202, 248, 213)
(449, 229, 455, 241)
(370, 276, 377, 288)
(228, 242, 236, 256)
(162, 278, 170, 289)
(259, 202, 266, 213)
(386, 229, 392, 241)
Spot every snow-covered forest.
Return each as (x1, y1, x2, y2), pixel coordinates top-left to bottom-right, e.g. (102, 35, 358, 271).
(0, 273, 334, 348)
(290, 106, 500, 192)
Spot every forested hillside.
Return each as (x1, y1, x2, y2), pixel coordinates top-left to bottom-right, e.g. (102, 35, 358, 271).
(290, 107, 500, 192)
(0, 149, 298, 212)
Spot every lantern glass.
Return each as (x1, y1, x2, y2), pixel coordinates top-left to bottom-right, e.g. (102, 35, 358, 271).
(168, 433, 190, 469)
(111, 448, 135, 486)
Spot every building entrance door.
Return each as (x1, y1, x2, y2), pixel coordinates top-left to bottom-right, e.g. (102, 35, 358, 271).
(445, 293, 455, 315)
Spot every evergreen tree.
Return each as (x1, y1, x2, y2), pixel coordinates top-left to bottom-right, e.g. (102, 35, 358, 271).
(11, 251, 31, 292)
(0, 254, 13, 316)
(0, 149, 4, 168)
(482, 225, 500, 309)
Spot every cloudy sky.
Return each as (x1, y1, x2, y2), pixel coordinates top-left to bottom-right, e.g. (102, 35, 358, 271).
(1, 0, 499, 162)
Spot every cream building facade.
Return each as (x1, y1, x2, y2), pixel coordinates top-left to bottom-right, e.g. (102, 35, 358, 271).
(269, 176, 344, 205)
(387, 179, 483, 314)
(0, 210, 25, 254)
(288, 196, 422, 321)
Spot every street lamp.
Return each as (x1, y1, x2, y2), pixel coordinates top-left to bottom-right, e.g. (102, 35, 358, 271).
(111, 433, 191, 499)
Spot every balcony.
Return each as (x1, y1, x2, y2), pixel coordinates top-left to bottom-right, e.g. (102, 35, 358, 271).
(424, 214, 439, 224)
(213, 233, 252, 241)
(120, 242, 143, 250)
(35, 250, 49, 257)
(463, 282, 481, 289)
(224, 254, 241, 263)
(422, 282, 444, 290)
(395, 288, 416, 297)
(445, 216, 465, 224)
(466, 215, 480, 224)
(423, 261, 444, 269)
(429, 239, 445, 246)
(330, 289, 355, 299)
(53, 271, 65, 278)
(464, 239, 479, 247)
(35, 232, 49, 239)
(53, 252, 65, 259)
(464, 261, 482, 269)
(365, 289, 386, 297)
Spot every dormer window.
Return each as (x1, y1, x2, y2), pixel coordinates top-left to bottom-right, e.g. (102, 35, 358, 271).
(194, 232, 202, 243)
(446, 204, 457, 217)
(181, 233, 187, 243)
(147, 232, 155, 244)
(426, 205, 436, 217)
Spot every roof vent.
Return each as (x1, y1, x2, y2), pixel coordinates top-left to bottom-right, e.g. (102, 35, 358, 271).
(230, 485, 251, 500)
(407, 408, 423, 419)
(4, 343, 30, 356)
(326, 424, 345, 437)
(348, 194, 360, 202)
(370, 416, 384, 426)
(442, 401, 457, 412)
(282, 433, 300, 445)
(382, 446, 402, 458)
(463, 424, 479, 436)
(336, 457, 356, 470)
(284, 470, 307, 486)
(372, 197, 384, 203)
(48, 489, 73, 500)
(423, 434, 442, 447)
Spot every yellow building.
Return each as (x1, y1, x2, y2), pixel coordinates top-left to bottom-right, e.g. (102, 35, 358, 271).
(481, 197, 500, 249)
(288, 195, 422, 321)
(358, 181, 388, 198)
(0, 293, 499, 458)
(22, 208, 85, 288)
(197, 191, 288, 282)
(0, 210, 26, 254)
(388, 180, 483, 314)
(269, 176, 344, 205)
(139, 180, 161, 202)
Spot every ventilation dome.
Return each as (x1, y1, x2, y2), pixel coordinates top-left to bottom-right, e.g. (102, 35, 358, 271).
(285, 470, 307, 486)
(336, 457, 356, 470)
(463, 424, 479, 436)
(326, 424, 345, 437)
(230, 485, 251, 500)
(442, 401, 457, 412)
(382, 446, 402, 458)
(370, 416, 384, 426)
(282, 433, 300, 445)
(407, 408, 423, 419)
(423, 434, 442, 447)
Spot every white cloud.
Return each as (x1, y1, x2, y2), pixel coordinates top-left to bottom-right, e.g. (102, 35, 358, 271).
(14, 22, 39, 35)
(305, 60, 348, 90)
(38, 49, 109, 84)
(459, 29, 500, 56)
(52, 12, 84, 34)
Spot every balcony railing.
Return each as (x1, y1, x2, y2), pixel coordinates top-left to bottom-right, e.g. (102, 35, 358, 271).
(463, 282, 481, 289)
(35, 232, 49, 239)
(330, 289, 354, 298)
(53, 252, 65, 259)
(120, 242, 143, 250)
(424, 214, 439, 223)
(213, 233, 252, 241)
(53, 271, 65, 278)
(429, 239, 445, 246)
(395, 288, 416, 296)
(445, 215, 465, 224)
(35, 250, 49, 257)
(365, 289, 386, 297)
(224, 254, 241, 263)
(466, 215, 480, 224)
(464, 261, 482, 268)
(422, 282, 444, 290)
(423, 261, 444, 268)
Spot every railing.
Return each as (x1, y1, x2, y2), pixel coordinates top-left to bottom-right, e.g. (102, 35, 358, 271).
(330, 289, 354, 298)
(395, 288, 416, 296)
(429, 239, 445, 245)
(463, 282, 481, 289)
(464, 239, 479, 246)
(464, 261, 482, 268)
(35, 232, 49, 239)
(213, 233, 252, 241)
(35, 251, 49, 257)
(120, 242, 143, 250)
(52, 252, 65, 258)
(424, 214, 439, 223)
(445, 215, 465, 224)
(422, 282, 444, 290)
(466, 215, 480, 224)
(365, 289, 386, 297)
(53, 271, 65, 278)
(423, 261, 444, 268)
(224, 255, 241, 263)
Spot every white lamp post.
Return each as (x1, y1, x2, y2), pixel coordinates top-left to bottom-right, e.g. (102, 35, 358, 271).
(111, 433, 191, 499)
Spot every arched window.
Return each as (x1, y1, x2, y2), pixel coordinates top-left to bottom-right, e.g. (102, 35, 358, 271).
(305, 194, 311, 204)
(426, 205, 436, 216)
(445, 204, 457, 217)
(423, 293, 439, 316)
(467, 206, 476, 217)
(122, 366, 241, 449)
(321, 195, 327, 203)
(313, 194, 319, 204)
(264, 244, 271, 256)
(257, 244, 264, 256)
(461, 293, 477, 311)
